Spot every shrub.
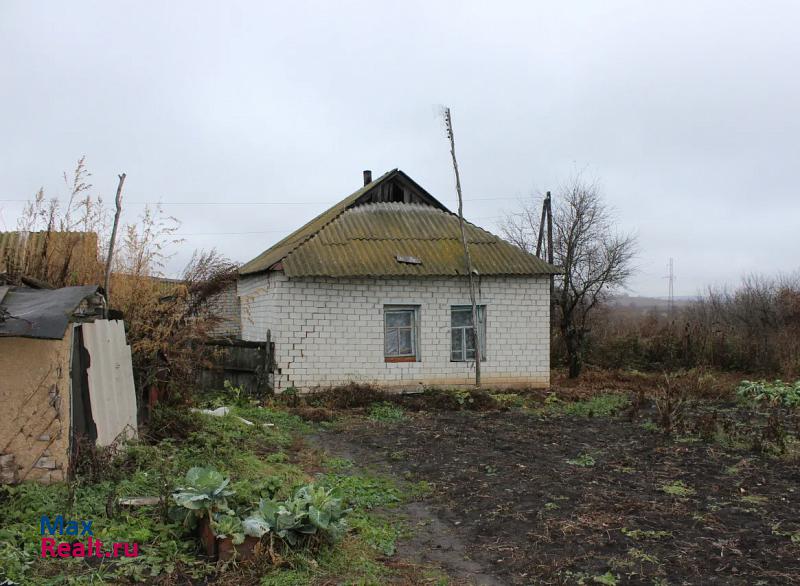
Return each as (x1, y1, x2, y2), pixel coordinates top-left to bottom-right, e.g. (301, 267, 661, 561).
(304, 383, 386, 409)
(654, 373, 691, 433)
(146, 405, 205, 442)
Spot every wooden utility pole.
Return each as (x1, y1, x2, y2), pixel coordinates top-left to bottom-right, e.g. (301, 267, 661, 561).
(536, 192, 556, 323)
(444, 107, 481, 387)
(104, 173, 126, 310)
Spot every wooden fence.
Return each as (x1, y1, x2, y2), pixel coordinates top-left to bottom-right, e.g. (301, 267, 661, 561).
(198, 331, 274, 397)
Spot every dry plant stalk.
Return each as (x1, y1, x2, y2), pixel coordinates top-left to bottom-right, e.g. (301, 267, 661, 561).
(444, 107, 481, 387)
(12, 157, 239, 400)
(654, 372, 690, 433)
(104, 172, 126, 305)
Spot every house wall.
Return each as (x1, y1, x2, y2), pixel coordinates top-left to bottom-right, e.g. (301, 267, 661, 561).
(206, 282, 242, 338)
(0, 330, 73, 484)
(238, 272, 550, 391)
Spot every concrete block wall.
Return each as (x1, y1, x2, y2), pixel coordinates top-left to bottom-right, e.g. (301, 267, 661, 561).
(238, 272, 550, 391)
(206, 282, 242, 338)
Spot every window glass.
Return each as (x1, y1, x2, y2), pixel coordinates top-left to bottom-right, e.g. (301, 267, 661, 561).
(450, 305, 486, 361)
(384, 307, 418, 359)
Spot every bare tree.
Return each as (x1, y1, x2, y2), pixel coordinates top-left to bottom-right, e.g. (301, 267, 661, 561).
(501, 177, 637, 377)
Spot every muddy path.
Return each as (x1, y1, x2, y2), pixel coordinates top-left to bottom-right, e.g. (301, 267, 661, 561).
(319, 410, 800, 585)
(315, 431, 506, 586)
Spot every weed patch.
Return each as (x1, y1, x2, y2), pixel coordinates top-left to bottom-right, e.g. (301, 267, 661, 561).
(368, 402, 407, 423)
(658, 480, 696, 497)
(566, 453, 596, 467)
(537, 393, 630, 418)
(737, 380, 800, 408)
(621, 527, 672, 540)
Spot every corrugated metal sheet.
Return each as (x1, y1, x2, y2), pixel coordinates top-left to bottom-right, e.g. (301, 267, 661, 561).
(81, 320, 138, 446)
(240, 170, 559, 277)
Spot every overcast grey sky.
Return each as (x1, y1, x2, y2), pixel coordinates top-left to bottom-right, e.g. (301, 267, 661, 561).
(1, 0, 798, 296)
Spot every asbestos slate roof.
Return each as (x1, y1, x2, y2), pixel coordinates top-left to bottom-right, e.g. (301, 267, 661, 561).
(240, 169, 559, 278)
(0, 285, 100, 339)
(239, 169, 399, 275)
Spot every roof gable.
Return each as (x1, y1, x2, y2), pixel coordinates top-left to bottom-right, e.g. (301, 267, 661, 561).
(240, 170, 559, 278)
(239, 169, 448, 275)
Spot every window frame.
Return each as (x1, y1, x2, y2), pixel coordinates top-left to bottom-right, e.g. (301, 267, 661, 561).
(383, 305, 420, 362)
(450, 305, 487, 362)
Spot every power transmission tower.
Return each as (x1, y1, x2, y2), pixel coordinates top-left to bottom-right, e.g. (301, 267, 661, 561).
(665, 257, 675, 315)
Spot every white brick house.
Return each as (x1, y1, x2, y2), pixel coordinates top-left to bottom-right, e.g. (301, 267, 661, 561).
(238, 169, 557, 391)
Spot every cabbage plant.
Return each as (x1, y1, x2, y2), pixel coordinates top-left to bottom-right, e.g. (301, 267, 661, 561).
(172, 467, 235, 520)
(242, 484, 349, 546)
(737, 380, 800, 408)
(211, 513, 245, 545)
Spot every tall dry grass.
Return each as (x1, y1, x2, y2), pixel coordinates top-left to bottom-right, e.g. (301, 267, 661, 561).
(571, 274, 800, 377)
(12, 157, 238, 400)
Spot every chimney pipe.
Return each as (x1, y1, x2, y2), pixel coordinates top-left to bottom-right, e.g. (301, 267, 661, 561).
(363, 170, 372, 186)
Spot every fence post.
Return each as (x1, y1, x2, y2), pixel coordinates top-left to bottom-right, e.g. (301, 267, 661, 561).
(262, 329, 274, 395)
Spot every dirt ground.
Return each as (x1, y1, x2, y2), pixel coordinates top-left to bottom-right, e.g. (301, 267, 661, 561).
(322, 405, 800, 585)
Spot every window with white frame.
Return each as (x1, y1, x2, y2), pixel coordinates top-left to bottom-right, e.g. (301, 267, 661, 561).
(450, 305, 486, 361)
(384, 306, 419, 361)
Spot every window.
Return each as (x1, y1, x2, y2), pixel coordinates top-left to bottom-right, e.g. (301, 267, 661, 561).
(451, 305, 486, 361)
(384, 306, 419, 361)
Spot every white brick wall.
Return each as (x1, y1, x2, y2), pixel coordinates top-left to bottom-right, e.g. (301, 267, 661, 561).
(206, 282, 242, 338)
(238, 272, 550, 391)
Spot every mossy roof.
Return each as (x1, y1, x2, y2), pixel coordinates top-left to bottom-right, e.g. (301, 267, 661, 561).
(239, 169, 558, 278)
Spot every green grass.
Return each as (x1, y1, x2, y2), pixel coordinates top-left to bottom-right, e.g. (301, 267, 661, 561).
(319, 465, 431, 560)
(621, 527, 673, 540)
(367, 402, 407, 423)
(659, 480, 696, 497)
(259, 537, 390, 585)
(490, 393, 525, 408)
(535, 393, 630, 418)
(0, 401, 433, 585)
(640, 420, 660, 432)
(566, 453, 596, 467)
